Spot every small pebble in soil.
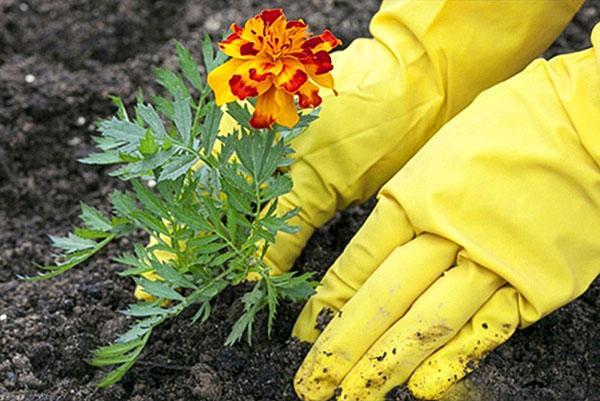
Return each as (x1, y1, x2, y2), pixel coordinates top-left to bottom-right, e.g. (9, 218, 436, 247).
(76, 116, 87, 126)
(190, 363, 222, 401)
(68, 137, 82, 146)
(204, 16, 222, 32)
(25, 74, 36, 83)
(147, 179, 157, 188)
(0, 314, 7, 322)
(19, 2, 29, 12)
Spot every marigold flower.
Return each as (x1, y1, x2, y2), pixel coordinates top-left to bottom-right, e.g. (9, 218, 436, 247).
(207, 8, 341, 129)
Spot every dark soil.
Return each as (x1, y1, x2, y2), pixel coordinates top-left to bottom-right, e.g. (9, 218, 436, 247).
(0, 1, 598, 401)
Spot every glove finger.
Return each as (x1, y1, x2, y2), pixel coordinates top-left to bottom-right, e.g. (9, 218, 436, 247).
(292, 193, 415, 342)
(407, 286, 519, 400)
(294, 234, 458, 401)
(263, 193, 317, 275)
(337, 258, 505, 401)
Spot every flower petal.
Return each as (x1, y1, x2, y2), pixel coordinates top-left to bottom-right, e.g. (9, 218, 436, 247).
(250, 87, 299, 129)
(220, 30, 261, 59)
(302, 29, 342, 53)
(275, 58, 308, 94)
(274, 89, 300, 127)
(286, 19, 307, 29)
(229, 75, 261, 100)
(250, 87, 278, 128)
(303, 50, 334, 76)
(310, 72, 334, 89)
(297, 80, 322, 109)
(228, 59, 278, 100)
(260, 9, 284, 25)
(207, 58, 245, 105)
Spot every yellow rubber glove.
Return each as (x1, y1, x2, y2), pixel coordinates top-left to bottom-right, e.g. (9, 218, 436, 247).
(264, 0, 582, 274)
(293, 26, 600, 401)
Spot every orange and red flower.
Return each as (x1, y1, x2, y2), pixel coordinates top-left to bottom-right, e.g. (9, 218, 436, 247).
(207, 9, 341, 129)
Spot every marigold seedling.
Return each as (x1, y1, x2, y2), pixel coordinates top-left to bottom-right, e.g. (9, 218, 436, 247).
(28, 8, 339, 387)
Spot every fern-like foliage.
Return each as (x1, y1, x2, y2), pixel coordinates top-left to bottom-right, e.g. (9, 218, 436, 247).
(28, 36, 317, 387)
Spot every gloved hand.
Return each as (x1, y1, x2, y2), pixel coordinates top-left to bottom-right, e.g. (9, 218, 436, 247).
(293, 27, 600, 401)
(262, 0, 581, 274)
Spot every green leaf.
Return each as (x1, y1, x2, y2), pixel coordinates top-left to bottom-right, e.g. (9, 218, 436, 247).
(78, 151, 122, 165)
(272, 272, 316, 302)
(80, 203, 113, 231)
(225, 284, 265, 346)
(118, 266, 152, 276)
(226, 102, 252, 129)
(109, 95, 130, 121)
(265, 278, 278, 335)
(93, 331, 152, 388)
(276, 108, 320, 144)
(224, 185, 253, 215)
(74, 228, 111, 240)
(176, 41, 203, 90)
(118, 153, 141, 163)
(116, 148, 177, 180)
(50, 233, 97, 253)
(202, 33, 228, 73)
(96, 363, 133, 388)
(114, 246, 152, 276)
(200, 196, 225, 234)
(220, 164, 254, 197)
(195, 279, 228, 300)
(172, 93, 192, 144)
(261, 207, 300, 235)
(134, 277, 184, 301)
(91, 352, 137, 367)
(154, 67, 190, 100)
(23, 235, 114, 282)
(172, 205, 211, 231)
(190, 301, 212, 324)
(207, 252, 234, 268)
(93, 338, 145, 359)
(113, 251, 140, 267)
(235, 130, 284, 184)
(193, 241, 227, 255)
(158, 153, 198, 182)
(92, 135, 122, 151)
(99, 117, 146, 148)
(155, 180, 178, 203)
(186, 235, 219, 248)
(135, 89, 145, 125)
(218, 132, 238, 165)
(225, 311, 253, 346)
(138, 129, 159, 156)
(123, 302, 171, 317)
(117, 316, 162, 344)
(260, 175, 292, 202)
(149, 260, 197, 290)
(152, 95, 175, 119)
(110, 190, 138, 218)
(201, 102, 222, 154)
(131, 180, 169, 217)
(131, 210, 169, 235)
(137, 103, 167, 139)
